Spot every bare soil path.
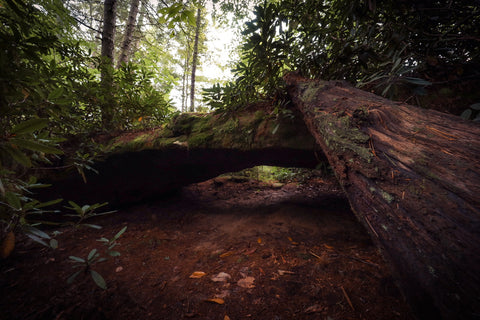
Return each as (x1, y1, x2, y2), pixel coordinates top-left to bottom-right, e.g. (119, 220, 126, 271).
(1, 175, 413, 320)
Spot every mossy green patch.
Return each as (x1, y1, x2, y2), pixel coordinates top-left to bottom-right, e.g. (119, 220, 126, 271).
(369, 186, 394, 203)
(188, 132, 214, 148)
(191, 116, 212, 133)
(316, 114, 372, 161)
(299, 82, 322, 104)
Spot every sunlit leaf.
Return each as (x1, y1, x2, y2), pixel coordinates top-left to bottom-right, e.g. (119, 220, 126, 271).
(205, 298, 225, 304)
(189, 271, 207, 278)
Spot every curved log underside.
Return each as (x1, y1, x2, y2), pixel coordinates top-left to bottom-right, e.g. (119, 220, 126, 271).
(41, 106, 321, 206)
(40, 78, 480, 319)
(284, 74, 480, 320)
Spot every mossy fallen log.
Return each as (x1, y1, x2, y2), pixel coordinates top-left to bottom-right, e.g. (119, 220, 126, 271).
(285, 73, 480, 320)
(40, 104, 321, 206)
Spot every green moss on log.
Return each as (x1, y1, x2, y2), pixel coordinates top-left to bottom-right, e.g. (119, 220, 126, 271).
(104, 106, 316, 154)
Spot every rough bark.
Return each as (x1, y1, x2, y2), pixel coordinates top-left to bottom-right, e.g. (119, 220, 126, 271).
(189, 6, 202, 112)
(284, 74, 480, 320)
(100, 0, 118, 129)
(116, 0, 140, 68)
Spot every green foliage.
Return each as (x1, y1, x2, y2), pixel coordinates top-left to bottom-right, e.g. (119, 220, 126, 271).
(205, 0, 479, 110)
(114, 62, 176, 129)
(231, 166, 329, 184)
(0, 175, 62, 250)
(0, 1, 172, 260)
(64, 201, 116, 230)
(68, 226, 127, 289)
(460, 103, 480, 122)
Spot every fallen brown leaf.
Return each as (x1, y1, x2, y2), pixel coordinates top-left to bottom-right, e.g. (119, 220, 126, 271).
(189, 271, 206, 278)
(237, 276, 255, 288)
(305, 304, 324, 313)
(205, 298, 225, 304)
(219, 251, 234, 258)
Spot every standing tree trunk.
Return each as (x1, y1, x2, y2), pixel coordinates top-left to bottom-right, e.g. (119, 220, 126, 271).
(285, 74, 480, 320)
(129, 2, 145, 59)
(101, 0, 118, 129)
(116, 0, 140, 68)
(189, 6, 202, 112)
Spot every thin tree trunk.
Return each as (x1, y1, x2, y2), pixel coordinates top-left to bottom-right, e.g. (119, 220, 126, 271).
(129, 2, 145, 59)
(189, 6, 202, 112)
(182, 47, 191, 112)
(101, 0, 118, 129)
(117, 0, 140, 68)
(284, 73, 480, 320)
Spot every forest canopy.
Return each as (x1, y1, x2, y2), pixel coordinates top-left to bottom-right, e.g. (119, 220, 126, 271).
(1, 0, 479, 253)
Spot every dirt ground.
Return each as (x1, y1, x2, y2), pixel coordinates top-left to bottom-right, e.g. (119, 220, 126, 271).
(0, 174, 414, 320)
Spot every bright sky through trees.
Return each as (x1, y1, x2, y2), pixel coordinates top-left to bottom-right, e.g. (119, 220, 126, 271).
(170, 14, 238, 111)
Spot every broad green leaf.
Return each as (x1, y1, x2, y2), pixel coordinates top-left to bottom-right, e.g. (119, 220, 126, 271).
(67, 270, 82, 284)
(4, 145, 31, 167)
(185, 10, 196, 26)
(69, 256, 85, 263)
(35, 198, 63, 208)
(113, 226, 127, 241)
(460, 109, 472, 120)
(272, 123, 280, 135)
(87, 249, 98, 261)
(469, 103, 480, 111)
(11, 118, 48, 135)
(67, 200, 82, 211)
(26, 233, 49, 247)
(48, 87, 64, 100)
(10, 138, 63, 154)
(83, 223, 102, 230)
(109, 251, 121, 257)
(403, 77, 431, 86)
(26, 226, 51, 239)
(50, 238, 58, 249)
(5, 191, 22, 210)
(90, 270, 107, 289)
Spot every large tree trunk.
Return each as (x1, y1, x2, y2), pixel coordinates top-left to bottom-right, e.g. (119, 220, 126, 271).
(100, 0, 118, 129)
(285, 74, 480, 320)
(116, 0, 140, 68)
(189, 6, 202, 112)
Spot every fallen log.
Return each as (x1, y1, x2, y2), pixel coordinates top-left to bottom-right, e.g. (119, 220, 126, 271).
(284, 73, 480, 319)
(39, 105, 320, 206)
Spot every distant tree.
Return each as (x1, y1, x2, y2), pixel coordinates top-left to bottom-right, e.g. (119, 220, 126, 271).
(189, 6, 203, 112)
(117, 0, 141, 68)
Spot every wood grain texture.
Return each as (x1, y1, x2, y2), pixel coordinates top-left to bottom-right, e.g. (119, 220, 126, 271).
(285, 74, 480, 319)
